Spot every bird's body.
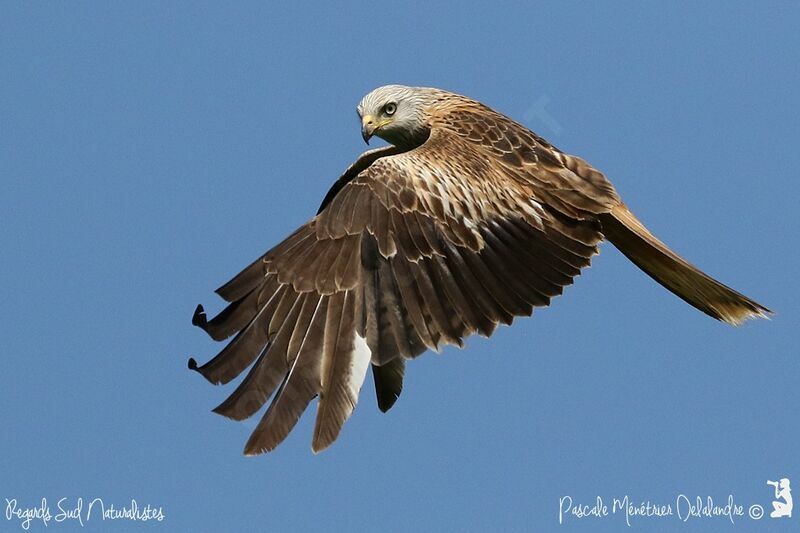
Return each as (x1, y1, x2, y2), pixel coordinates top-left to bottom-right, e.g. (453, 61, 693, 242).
(190, 85, 770, 454)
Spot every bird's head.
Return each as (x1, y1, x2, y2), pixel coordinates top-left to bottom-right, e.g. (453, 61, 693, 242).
(357, 85, 440, 148)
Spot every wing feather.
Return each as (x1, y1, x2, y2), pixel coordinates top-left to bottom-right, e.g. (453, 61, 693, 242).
(212, 293, 306, 420)
(312, 291, 372, 452)
(408, 253, 462, 347)
(389, 249, 439, 349)
(441, 240, 508, 331)
(244, 296, 328, 455)
(189, 283, 286, 385)
(192, 127, 602, 454)
(214, 223, 312, 302)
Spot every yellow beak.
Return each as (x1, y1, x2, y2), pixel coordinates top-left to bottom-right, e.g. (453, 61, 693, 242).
(361, 115, 391, 144)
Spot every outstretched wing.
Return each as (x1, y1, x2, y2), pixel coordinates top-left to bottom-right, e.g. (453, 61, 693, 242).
(190, 127, 602, 454)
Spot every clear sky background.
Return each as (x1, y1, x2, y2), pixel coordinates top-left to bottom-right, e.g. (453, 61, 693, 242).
(2, 2, 798, 532)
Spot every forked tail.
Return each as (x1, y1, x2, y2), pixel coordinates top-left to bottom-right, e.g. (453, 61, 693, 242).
(599, 204, 772, 325)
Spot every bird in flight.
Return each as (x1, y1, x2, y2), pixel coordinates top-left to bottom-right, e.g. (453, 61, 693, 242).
(189, 85, 770, 455)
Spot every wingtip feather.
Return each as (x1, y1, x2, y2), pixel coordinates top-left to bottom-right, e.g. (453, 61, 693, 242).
(191, 304, 207, 328)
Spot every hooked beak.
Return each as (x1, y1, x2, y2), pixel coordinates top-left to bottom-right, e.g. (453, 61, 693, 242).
(361, 115, 392, 144)
(361, 115, 376, 144)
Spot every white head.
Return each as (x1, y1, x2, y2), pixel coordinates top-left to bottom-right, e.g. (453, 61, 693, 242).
(357, 85, 440, 148)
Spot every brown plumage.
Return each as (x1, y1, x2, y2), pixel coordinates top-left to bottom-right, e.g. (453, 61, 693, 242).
(189, 85, 771, 454)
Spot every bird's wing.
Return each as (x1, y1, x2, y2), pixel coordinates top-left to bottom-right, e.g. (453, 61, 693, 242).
(434, 99, 771, 324)
(433, 98, 622, 219)
(190, 127, 602, 454)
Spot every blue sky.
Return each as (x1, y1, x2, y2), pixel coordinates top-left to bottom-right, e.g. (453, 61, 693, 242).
(2, 2, 798, 531)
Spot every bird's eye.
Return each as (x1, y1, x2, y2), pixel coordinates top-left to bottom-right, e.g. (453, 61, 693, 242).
(384, 102, 397, 116)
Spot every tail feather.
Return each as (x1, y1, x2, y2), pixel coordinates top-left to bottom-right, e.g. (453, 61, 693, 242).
(599, 204, 771, 325)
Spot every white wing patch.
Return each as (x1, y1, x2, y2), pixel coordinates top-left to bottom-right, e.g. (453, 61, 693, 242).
(349, 332, 372, 400)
